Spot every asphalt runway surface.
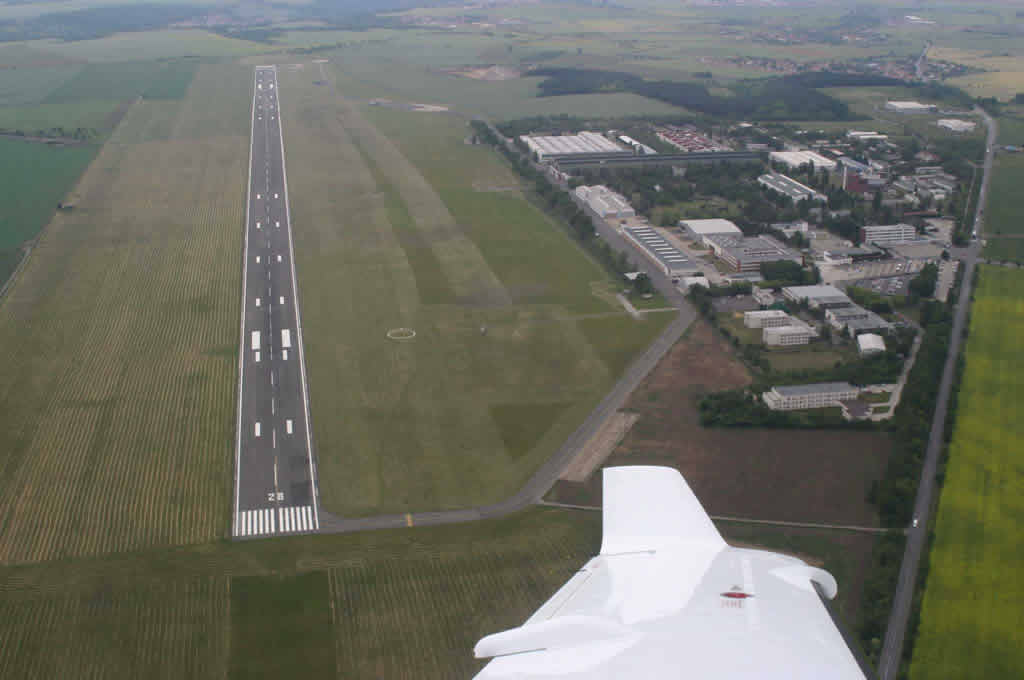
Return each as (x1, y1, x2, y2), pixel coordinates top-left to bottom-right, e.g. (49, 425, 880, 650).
(232, 66, 320, 538)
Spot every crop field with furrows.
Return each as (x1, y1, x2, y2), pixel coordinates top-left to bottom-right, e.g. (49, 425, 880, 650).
(981, 154, 1024, 238)
(0, 577, 232, 679)
(0, 508, 600, 680)
(278, 64, 670, 517)
(909, 266, 1024, 679)
(0, 62, 249, 565)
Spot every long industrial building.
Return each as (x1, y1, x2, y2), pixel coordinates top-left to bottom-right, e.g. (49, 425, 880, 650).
(521, 132, 629, 161)
(704, 233, 801, 273)
(758, 173, 826, 203)
(622, 225, 698, 278)
(762, 382, 860, 411)
(769, 150, 836, 171)
(554, 150, 762, 170)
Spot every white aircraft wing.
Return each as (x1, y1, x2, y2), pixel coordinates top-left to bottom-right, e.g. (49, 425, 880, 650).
(473, 466, 872, 680)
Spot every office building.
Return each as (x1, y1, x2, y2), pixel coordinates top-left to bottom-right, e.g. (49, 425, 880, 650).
(762, 382, 860, 411)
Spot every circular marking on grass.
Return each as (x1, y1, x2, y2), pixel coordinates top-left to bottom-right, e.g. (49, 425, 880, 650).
(387, 327, 416, 341)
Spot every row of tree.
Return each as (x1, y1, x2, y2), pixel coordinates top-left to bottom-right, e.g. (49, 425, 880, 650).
(471, 121, 637, 279)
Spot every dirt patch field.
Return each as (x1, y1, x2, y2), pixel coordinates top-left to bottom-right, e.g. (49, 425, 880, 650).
(561, 411, 640, 483)
(443, 65, 522, 81)
(550, 320, 891, 527)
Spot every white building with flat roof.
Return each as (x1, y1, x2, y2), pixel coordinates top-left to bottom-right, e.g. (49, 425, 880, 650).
(763, 323, 816, 346)
(885, 101, 937, 114)
(858, 334, 886, 355)
(744, 309, 792, 328)
(575, 185, 636, 219)
(679, 218, 742, 245)
(762, 382, 860, 411)
(937, 119, 976, 133)
(769, 150, 837, 171)
(861, 223, 917, 246)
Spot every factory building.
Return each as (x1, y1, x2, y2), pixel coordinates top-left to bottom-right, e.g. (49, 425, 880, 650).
(617, 134, 658, 155)
(521, 132, 628, 161)
(884, 101, 937, 114)
(762, 382, 860, 411)
(763, 323, 816, 346)
(768, 150, 837, 171)
(622, 225, 698, 278)
(937, 119, 976, 133)
(782, 284, 852, 310)
(758, 173, 826, 203)
(679, 218, 742, 245)
(704, 234, 801, 273)
(860, 223, 918, 246)
(857, 334, 886, 356)
(743, 310, 792, 328)
(574, 185, 636, 219)
(846, 130, 889, 141)
(825, 306, 891, 335)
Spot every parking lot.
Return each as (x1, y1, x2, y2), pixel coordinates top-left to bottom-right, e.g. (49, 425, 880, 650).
(850, 275, 915, 296)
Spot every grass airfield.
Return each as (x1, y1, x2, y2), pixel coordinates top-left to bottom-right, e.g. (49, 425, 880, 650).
(279, 64, 668, 516)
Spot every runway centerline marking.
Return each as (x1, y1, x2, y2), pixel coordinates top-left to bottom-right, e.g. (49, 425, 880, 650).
(234, 66, 320, 538)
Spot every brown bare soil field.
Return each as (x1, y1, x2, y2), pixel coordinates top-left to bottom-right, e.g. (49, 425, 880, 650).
(551, 321, 891, 527)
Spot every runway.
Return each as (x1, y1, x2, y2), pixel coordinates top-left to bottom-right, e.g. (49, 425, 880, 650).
(233, 66, 320, 538)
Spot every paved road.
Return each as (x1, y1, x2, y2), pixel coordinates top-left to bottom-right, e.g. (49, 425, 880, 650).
(233, 66, 321, 539)
(877, 107, 996, 679)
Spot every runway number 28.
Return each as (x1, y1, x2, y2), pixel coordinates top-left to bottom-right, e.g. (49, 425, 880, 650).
(267, 492, 284, 502)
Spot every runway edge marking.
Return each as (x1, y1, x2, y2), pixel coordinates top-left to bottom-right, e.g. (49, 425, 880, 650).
(233, 69, 259, 539)
(273, 65, 320, 530)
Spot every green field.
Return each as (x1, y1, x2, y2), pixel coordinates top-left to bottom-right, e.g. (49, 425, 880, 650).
(329, 55, 689, 120)
(982, 154, 1024, 240)
(0, 62, 248, 565)
(0, 137, 97, 282)
(0, 507, 599, 679)
(0, 52, 200, 136)
(909, 266, 1024, 678)
(0, 503, 876, 679)
(278, 65, 669, 517)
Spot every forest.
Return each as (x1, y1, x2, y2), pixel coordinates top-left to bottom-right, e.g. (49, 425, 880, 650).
(530, 68, 904, 121)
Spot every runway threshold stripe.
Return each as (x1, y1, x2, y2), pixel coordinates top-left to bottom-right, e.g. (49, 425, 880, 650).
(234, 506, 314, 537)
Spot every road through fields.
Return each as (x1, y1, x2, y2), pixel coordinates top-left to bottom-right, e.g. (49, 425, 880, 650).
(233, 66, 320, 538)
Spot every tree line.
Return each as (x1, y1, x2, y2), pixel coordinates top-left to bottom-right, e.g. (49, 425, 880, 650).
(471, 121, 638, 278)
(529, 68, 904, 121)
